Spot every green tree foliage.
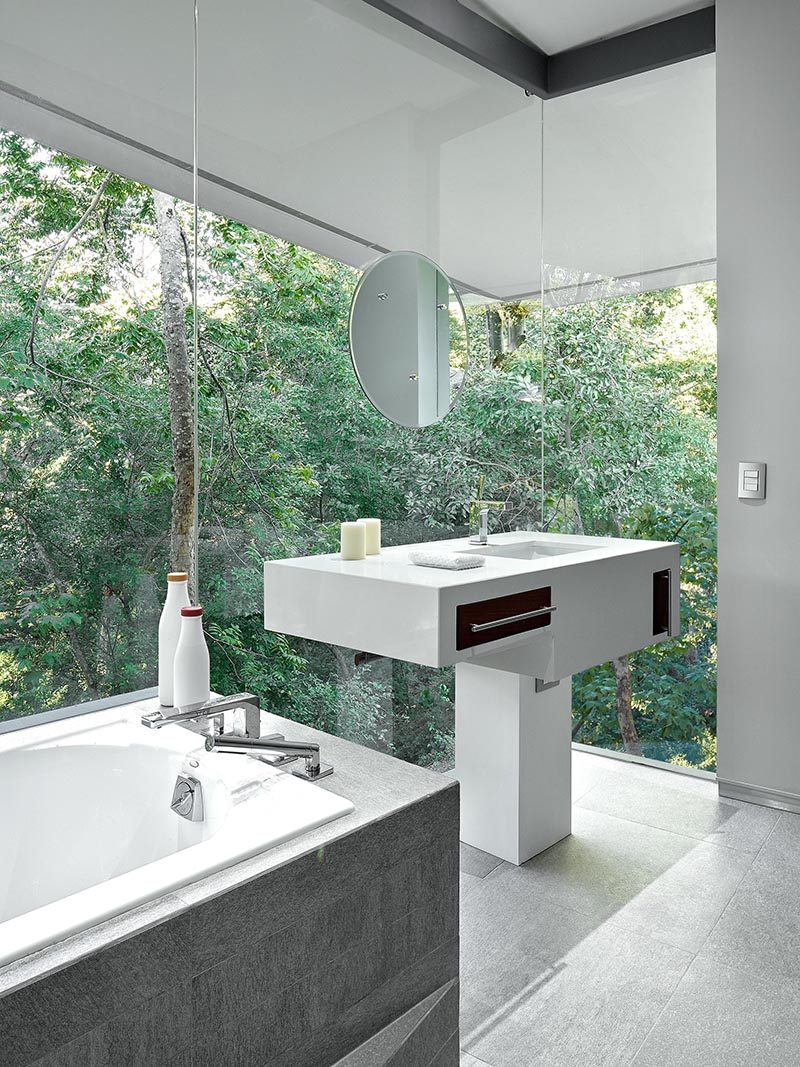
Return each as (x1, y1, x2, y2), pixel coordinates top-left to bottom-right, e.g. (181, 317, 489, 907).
(0, 131, 716, 769)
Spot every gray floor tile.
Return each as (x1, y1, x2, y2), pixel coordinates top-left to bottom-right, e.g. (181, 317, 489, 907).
(460, 867, 603, 985)
(461, 901, 690, 1067)
(571, 749, 631, 803)
(467, 802, 753, 956)
(611, 837, 754, 953)
(700, 850, 800, 987)
(460, 871, 482, 902)
(460, 1054, 490, 1067)
(488, 806, 702, 922)
(577, 770, 780, 853)
(460, 843, 505, 879)
(754, 810, 800, 874)
(631, 955, 800, 1067)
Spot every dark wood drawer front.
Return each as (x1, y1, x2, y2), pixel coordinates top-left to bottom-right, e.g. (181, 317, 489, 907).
(456, 586, 553, 650)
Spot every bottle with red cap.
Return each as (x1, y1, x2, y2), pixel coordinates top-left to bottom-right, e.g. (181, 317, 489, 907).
(158, 572, 191, 707)
(172, 605, 211, 708)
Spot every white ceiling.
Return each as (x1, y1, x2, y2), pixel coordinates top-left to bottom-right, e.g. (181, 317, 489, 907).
(460, 0, 712, 54)
(0, 0, 715, 300)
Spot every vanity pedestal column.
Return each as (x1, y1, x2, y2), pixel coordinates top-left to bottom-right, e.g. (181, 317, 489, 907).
(455, 662, 572, 866)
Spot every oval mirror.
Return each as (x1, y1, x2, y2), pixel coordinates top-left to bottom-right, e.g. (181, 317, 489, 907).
(349, 251, 469, 428)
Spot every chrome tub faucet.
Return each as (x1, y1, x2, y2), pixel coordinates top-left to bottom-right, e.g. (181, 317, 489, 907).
(141, 692, 263, 739)
(141, 692, 334, 782)
(204, 733, 333, 781)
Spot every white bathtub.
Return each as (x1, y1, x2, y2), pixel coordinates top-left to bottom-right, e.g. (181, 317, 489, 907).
(0, 705, 354, 967)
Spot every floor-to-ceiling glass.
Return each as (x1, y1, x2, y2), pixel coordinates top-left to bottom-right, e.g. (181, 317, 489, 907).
(542, 57, 717, 769)
(0, 1, 196, 720)
(194, 0, 544, 768)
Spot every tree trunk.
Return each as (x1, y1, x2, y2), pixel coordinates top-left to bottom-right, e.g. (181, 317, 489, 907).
(613, 655, 642, 755)
(153, 191, 195, 584)
(485, 307, 503, 367)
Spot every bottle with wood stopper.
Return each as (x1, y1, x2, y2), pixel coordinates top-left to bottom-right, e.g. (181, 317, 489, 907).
(158, 572, 190, 707)
(173, 606, 210, 709)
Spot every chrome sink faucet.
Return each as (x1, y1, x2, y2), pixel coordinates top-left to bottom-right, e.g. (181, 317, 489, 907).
(468, 474, 506, 545)
(469, 499, 506, 545)
(141, 692, 334, 781)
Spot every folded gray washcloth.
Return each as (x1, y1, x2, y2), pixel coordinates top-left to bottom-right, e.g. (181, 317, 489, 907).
(408, 550, 486, 570)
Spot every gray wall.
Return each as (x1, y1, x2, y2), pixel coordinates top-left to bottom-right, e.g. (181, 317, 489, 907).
(717, 0, 800, 800)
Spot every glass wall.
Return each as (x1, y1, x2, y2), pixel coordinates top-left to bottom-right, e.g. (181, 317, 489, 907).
(542, 57, 717, 770)
(0, 0, 715, 783)
(0, 2, 196, 719)
(194, 0, 544, 768)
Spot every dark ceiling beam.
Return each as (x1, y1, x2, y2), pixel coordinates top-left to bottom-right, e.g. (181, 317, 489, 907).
(358, 0, 549, 96)
(547, 7, 716, 97)
(359, 1, 715, 99)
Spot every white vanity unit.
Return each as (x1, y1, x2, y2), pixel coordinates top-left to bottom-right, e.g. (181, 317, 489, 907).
(264, 531, 679, 865)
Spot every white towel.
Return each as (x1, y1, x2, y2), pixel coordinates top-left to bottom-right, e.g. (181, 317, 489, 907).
(408, 550, 486, 570)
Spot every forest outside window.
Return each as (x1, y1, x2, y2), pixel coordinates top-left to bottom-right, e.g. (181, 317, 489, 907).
(0, 130, 197, 717)
(0, 126, 716, 776)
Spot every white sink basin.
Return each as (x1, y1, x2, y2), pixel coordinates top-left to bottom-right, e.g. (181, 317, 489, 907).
(459, 540, 593, 560)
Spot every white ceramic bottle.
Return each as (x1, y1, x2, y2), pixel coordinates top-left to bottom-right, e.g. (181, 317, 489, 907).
(158, 572, 191, 706)
(172, 605, 210, 708)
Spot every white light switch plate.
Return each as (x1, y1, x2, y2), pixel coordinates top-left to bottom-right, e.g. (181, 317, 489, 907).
(738, 461, 766, 500)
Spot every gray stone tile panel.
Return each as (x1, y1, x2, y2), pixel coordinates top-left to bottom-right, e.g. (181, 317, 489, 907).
(188, 786, 459, 973)
(211, 938, 460, 1067)
(0, 913, 191, 1067)
(429, 1031, 460, 1067)
(0, 892, 190, 1001)
(192, 844, 457, 1029)
(331, 987, 442, 1067)
(192, 892, 458, 1067)
(386, 979, 459, 1067)
(27, 982, 191, 1067)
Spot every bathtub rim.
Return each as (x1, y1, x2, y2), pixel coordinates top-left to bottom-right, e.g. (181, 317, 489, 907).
(0, 686, 159, 737)
(0, 702, 354, 981)
(0, 694, 456, 1002)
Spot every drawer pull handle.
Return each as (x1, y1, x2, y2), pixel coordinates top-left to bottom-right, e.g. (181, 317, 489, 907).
(470, 605, 556, 633)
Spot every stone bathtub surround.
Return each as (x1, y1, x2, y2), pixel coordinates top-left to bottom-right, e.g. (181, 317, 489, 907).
(0, 701, 460, 1067)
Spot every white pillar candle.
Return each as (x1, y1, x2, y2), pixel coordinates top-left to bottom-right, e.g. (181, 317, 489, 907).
(357, 517, 381, 555)
(340, 521, 366, 560)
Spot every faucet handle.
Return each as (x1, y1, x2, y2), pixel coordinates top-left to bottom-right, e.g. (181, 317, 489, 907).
(469, 497, 506, 534)
(469, 497, 506, 519)
(141, 693, 261, 739)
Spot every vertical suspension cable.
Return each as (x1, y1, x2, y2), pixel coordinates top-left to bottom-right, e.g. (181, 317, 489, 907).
(539, 97, 546, 531)
(192, 0, 200, 597)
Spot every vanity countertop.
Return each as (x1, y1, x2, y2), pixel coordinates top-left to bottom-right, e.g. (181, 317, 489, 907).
(264, 529, 681, 675)
(266, 530, 675, 589)
(0, 697, 455, 997)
